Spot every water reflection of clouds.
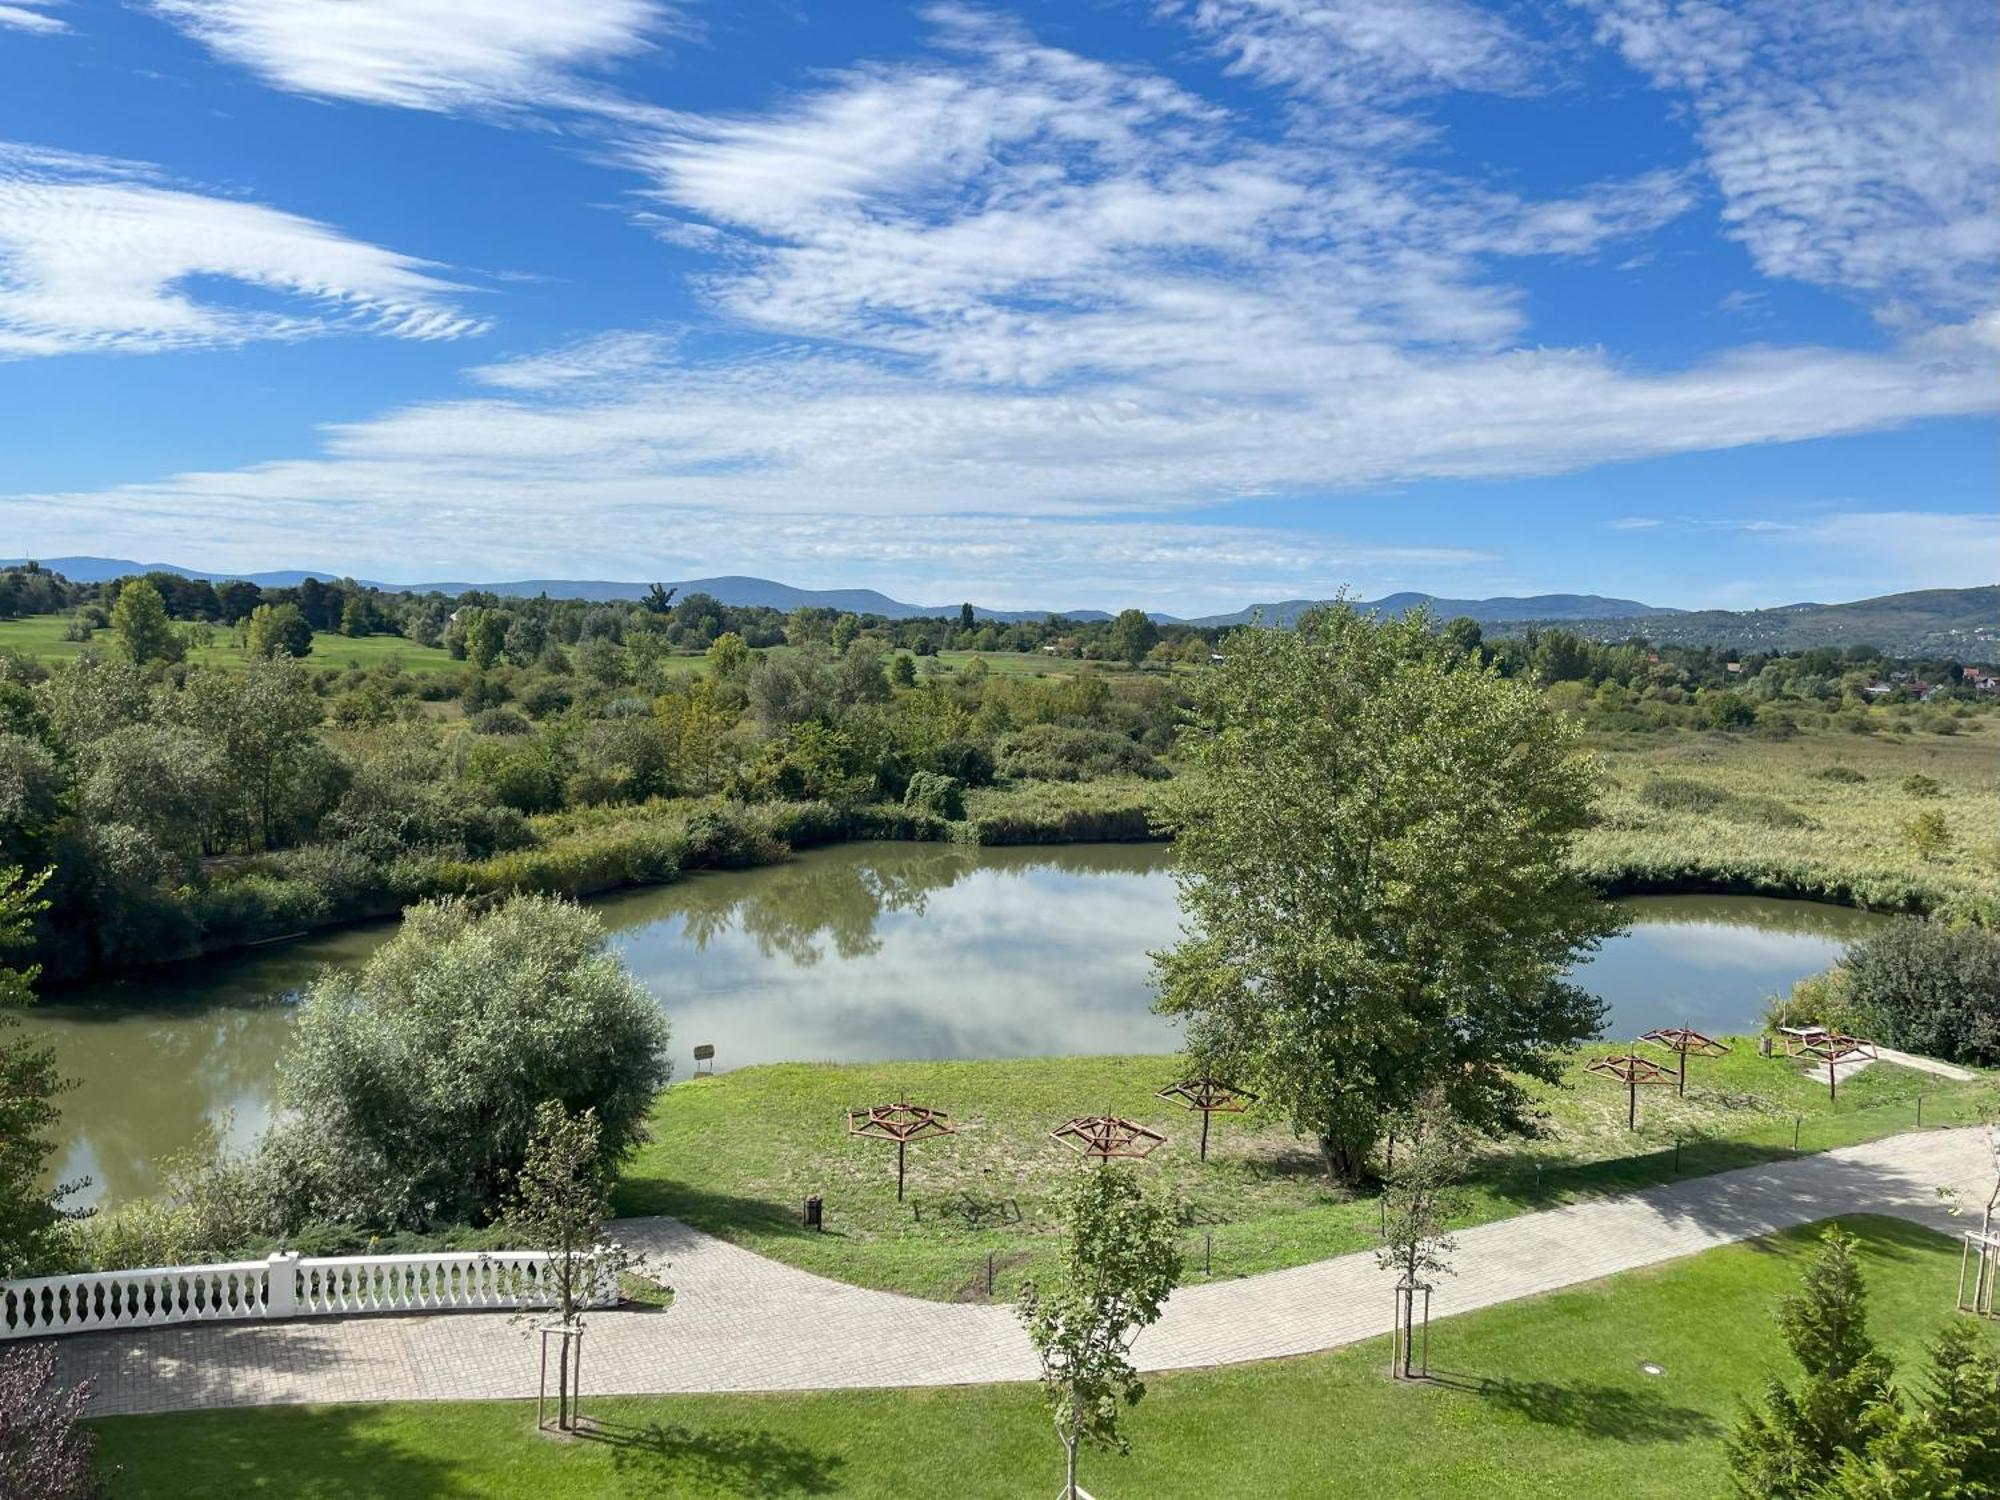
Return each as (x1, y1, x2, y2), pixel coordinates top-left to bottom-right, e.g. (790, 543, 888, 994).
(30, 849, 1881, 1205)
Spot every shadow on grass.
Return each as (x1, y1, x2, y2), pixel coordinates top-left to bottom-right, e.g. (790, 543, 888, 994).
(612, 1180, 821, 1242)
(1428, 1371, 1722, 1444)
(581, 1417, 844, 1497)
(96, 1403, 475, 1500)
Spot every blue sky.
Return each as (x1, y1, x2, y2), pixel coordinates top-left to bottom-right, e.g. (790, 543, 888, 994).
(0, 0, 1994, 614)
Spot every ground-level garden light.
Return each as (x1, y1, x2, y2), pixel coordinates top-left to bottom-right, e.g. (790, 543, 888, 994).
(1584, 1052, 1675, 1130)
(1050, 1114, 1167, 1163)
(1802, 1033, 1876, 1103)
(1639, 1025, 1731, 1096)
(1156, 1077, 1257, 1161)
(846, 1095, 955, 1202)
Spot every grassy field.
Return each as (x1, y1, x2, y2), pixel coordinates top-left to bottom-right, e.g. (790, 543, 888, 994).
(609, 1046, 1994, 1301)
(94, 1215, 1990, 1499)
(0, 612, 460, 674)
(1583, 722, 2000, 920)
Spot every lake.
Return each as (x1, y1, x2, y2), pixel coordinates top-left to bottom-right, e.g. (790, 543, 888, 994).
(24, 842, 1884, 1207)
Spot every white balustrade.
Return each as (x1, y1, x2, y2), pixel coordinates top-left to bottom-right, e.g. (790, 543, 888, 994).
(0, 1249, 619, 1340)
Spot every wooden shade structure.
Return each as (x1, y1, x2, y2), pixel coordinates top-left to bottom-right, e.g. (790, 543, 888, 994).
(846, 1095, 955, 1201)
(1801, 1032, 1876, 1103)
(1639, 1025, 1731, 1096)
(1585, 1052, 1675, 1130)
(1156, 1077, 1257, 1161)
(1051, 1114, 1166, 1163)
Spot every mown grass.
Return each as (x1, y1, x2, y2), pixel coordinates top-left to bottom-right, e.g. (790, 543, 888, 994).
(609, 1046, 1994, 1301)
(0, 612, 460, 673)
(94, 1216, 1990, 1499)
(1581, 723, 2000, 920)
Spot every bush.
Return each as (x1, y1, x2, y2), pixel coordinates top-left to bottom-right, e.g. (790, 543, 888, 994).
(1841, 919, 2000, 1066)
(264, 895, 673, 1229)
(1899, 773, 1942, 798)
(469, 706, 532, 736)
(997, 724, 1168, 783)
(902, 771, 965, 820)
(1813, 765, 1867, 784)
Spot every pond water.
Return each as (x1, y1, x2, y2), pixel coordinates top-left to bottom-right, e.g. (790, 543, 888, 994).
(23, 842, 1884, 1207)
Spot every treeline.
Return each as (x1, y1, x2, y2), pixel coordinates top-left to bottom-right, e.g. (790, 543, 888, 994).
(0, 615, 1183, 982)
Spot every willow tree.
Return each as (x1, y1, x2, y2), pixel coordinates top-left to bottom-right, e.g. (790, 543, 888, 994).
(1153, 602, 1615, 1184)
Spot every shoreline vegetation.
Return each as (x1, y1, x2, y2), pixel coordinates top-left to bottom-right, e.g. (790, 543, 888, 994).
(3, 570, 1994, 991)
(45, 741, 1995, 989)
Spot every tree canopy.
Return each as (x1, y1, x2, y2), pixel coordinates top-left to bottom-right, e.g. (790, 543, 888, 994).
(1154, 602, 1616, 1182)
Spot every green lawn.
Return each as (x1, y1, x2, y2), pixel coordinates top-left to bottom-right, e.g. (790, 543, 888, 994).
(0, 613, 459, 673)
(610, 1047, 1994, 1301)
(94, 1215, 1992, 1499)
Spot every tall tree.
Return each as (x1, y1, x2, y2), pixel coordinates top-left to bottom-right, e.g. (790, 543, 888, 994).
(1018, 1168, 1181, 1500)
(1154, 603, 1615, 1183)
(0, 866, 77, 1277)
(176, 659, 325, 849)
(109, 578, 179, 666)
(958, 601, 975, 632)
(1108, 608, 1159, 667)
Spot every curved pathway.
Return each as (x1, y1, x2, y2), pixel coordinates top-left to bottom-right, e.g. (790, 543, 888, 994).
(55, 1126, 1993, 1417)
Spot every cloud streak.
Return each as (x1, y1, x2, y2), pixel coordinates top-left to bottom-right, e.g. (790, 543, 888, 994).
(0, 144, 488, 356)
(144, 0, 682, 113)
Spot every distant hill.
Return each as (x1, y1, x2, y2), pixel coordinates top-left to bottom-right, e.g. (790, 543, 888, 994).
(10, 558, 1988, 654)
(0, 557, 1117, 624)
(1189, 592, 1676, 628)
(1541, 586, 2000, 657)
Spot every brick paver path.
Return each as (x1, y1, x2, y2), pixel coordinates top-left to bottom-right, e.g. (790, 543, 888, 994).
(55, 1126, 1991, 1416)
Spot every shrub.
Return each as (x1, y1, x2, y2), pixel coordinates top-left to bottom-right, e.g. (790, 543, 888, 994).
(1841, 919, 2000, 1066)
(1813, 765, 1867, 784)
(1904, 808, 1952, 861)
(469, 706, 532, 736)
(264, 895, 672, 1229)
(1636, 776, 1728, 814)
(902, 770, 965, 820)
(1762, 967, 1863, 1036)
(1900, 773, 1942, 798)
(997, 724, 1168, 783)
(0, 1343, 107, 1499)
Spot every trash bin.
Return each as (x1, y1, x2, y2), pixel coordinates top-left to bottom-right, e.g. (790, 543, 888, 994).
(803, 1194, 823, 1231)
(1758, 1035, 1773, 1058)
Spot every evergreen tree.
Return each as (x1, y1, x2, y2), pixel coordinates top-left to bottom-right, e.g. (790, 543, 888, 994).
(1727, 1229, 1898, 1498)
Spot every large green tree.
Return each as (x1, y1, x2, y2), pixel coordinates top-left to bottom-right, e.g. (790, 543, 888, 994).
(243, 602, 314, 660)
(266, 894, 672, 1229)
(176, 659, 326, 849)
(1107, 608, 1159, 667)
(110, 578, 179, 666)
(1154, 603, 1616, 1182)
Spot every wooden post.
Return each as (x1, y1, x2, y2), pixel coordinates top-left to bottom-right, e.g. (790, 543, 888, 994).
(897, 1137, 907, 1202)
(1628, 1068, 1638, 1131)
(1200, 1107, 1211, 1162)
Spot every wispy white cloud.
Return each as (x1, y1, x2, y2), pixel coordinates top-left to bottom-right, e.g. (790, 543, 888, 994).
(1607, 516, 1661, 529)
(1170, 0, 1532, 121)
(1582, 0, 2000, 313)
(468, 329, 679, 389)
(0, 143, 487, 356)
(144, 0, 682, 113)
(0, 1, 65, 34)
(1787, 510, 1999, 587)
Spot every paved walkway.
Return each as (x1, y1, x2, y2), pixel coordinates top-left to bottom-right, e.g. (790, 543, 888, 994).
(54, 1126, 1993, 1417)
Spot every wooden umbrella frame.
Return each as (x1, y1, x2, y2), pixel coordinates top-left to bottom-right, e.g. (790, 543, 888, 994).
(1584, 1052, 1676, 1130)
(846, 1096, 956, 1201)
(1050, 1114, 1167, 1163)
(1801, 1032, 1876, 1103)
(1156, 1077, 1258, 1161)
(1639, 1025, 1731, 1096)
